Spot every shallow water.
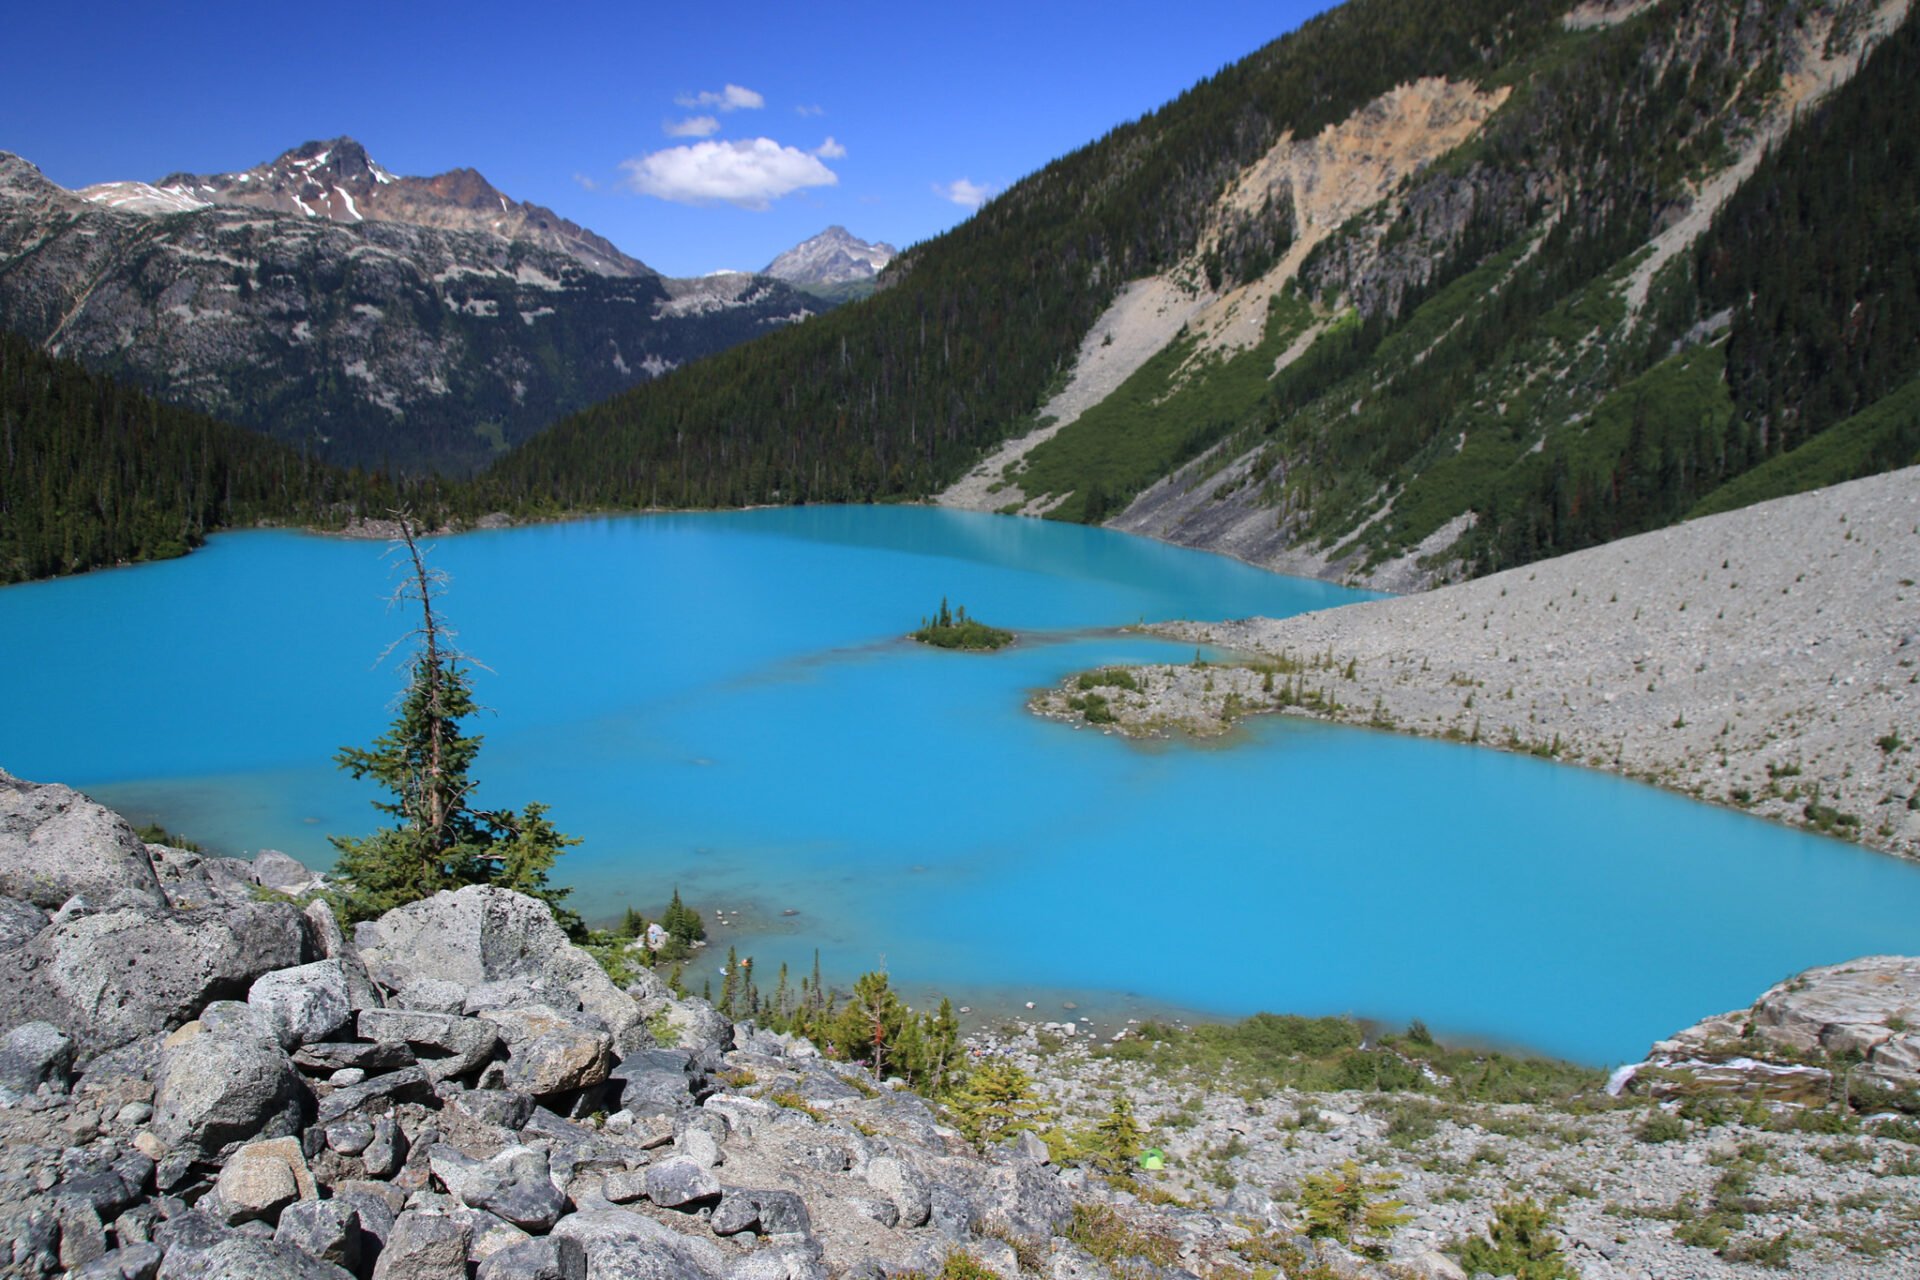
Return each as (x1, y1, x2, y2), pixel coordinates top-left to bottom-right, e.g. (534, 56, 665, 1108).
(4, 506, 1917, 1063)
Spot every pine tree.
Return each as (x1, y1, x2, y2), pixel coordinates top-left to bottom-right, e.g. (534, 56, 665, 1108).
(948, 1059, 1049, 1147)
(329, 513, 578, 924)
(1092, 1094, 1145, 1173)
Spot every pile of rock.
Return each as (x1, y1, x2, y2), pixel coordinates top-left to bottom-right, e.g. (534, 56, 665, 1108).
(0, 771, 1115, 1280)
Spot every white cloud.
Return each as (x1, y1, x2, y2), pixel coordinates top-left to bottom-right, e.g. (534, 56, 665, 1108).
(664, 115, 721, 138)
(572, 172, 599, 191)
(621, 138, 839, 210)
(936, 178, 996, 209)
(814, 136, 847, 159)
(675, 84, 765, 113)
(795, 104, 825, 117)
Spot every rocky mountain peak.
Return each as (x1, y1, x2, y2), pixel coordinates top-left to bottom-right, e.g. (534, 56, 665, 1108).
(90, 137, 653, 279)
(763, 226, 897, 288)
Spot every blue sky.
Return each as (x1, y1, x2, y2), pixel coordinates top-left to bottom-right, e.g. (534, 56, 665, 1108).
(6, 1, 1335, 278)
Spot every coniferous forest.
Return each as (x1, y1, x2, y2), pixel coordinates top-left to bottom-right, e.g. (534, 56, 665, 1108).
(0, 332, 443, 583)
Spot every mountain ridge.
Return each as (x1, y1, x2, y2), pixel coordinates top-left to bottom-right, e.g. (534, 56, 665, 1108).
(0, 143, 819, 474)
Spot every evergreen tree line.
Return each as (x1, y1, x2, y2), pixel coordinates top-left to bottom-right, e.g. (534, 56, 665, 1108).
(0, 330, 455, 583)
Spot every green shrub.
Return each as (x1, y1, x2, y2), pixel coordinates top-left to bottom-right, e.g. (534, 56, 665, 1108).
(1454, 1199, 1577, 1280)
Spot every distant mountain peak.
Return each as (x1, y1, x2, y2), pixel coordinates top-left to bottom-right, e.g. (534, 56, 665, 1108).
(83, 137, 652, 279)
(764, 226, 897, 289)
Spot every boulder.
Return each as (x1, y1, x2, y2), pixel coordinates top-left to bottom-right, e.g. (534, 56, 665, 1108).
(710, 1188, 812, 1238)
(251, 850, 319, 896)
(152, 1029, 304, 1160)
(476, 1236, 587, 1280)
(371, 1211, 471, 1280)
(155, 1233, 356, 1280)
(293, 1039, 417, 1075)
(354, 887, 638, 1038)
(481, 1004, 613, 1096)
(645, 1155, 722, 1209)
(464, 1146, 569, 1232)
(0, 770, 166, 910)
(0, 1019, 74, 1097)
(357, 1007, 499, 1081)
(249, 960, 353, 1048)
(70, 1242, 164, 1279)
(864, 1156, 931, 1229)
(0, 902, 308, 1056)
(313, 1065, 431, 1125)
(212, 1137, 316, 1225)
(550, 1209, 726, 1280)
(0, 895, 48, 952)
(611, 1048, 700, 1116)
(273, 1200, 364, 1274)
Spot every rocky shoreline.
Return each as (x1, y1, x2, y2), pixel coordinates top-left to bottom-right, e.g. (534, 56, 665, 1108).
(4, 769, 1920, 1279)
(1034, 467, 1920, 860)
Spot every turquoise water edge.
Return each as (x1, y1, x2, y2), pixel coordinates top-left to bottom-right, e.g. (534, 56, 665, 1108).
(4, 506, 1917, 1065)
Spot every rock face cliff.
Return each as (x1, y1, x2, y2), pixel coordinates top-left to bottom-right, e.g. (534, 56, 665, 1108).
(2, 770, 1918, 1279)
(0, 142, 818, 473)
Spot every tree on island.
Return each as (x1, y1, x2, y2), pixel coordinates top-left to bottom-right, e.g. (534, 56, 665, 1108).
(912, 596, 1013, 650)
(329, 512, 578, 925)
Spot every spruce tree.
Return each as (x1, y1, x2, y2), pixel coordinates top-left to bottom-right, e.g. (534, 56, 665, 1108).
(330, 513, 577, 924)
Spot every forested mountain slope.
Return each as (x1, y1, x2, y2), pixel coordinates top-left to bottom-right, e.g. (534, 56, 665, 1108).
(0, 331, 423, 582)
(484, 0, 1920, 589)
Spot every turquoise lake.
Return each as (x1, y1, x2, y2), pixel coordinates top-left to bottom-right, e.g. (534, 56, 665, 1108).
(4, 505, 1919, 1064)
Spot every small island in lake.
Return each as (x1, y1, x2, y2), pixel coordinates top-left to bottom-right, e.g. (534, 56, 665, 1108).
(911, 597, 1013, 650)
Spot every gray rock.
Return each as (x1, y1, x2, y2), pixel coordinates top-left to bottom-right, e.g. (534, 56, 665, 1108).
(0, 771, 167, 910)
(480, 1004, 613, 1096)
(711, 1189, 812, 1238)
(0, 1020, 73, 1096)
(212, 1138, 315, 1225)
(0, 895, 48, 952)
(273, 1200, 363, 1273)
(357, 1008, 499, 1082)
(645, 1155, 722, 1209)
(476, 1236, 587, 1280)
(927, 1183, 976, 1240)
(360, 1115, 408, 1179)
(468, 1147, 570, 1232)
(293, 1039, 417, 1075)
(328, 1181, 400, 1253)
(58, 1198, 108, 1270)
(549, 1209, 725, 1280)
(156, 1234, 356, 1280)
(371, 1210, 471, 1280)
(398, 977, 471, 1014)
(248, 960, 353, 1048)
(601, 1169, 649, 1204)
(445, 1086, 536, 1130)
(848, 1197, 898, 1228)
(324, 1119, 375, 1155)
(250, 850, 317, 896)
(611, 1048, 699, 1116)
(70, 1242, 164, 1280)
(354, 887, 639, 1039)
(152, 1028, 304, 1160)
(313, 1065, 431, 1125)
(0, 902, 307, 1056)
(864, 1156, 931, 1229)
